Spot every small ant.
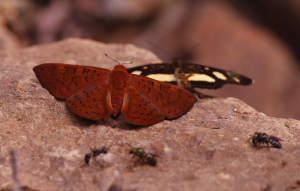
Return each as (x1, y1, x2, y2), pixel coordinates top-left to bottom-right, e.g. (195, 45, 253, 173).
(251, 132, 282, 149)
(83, 147, 109, 166)
(129, 148, 157, 166)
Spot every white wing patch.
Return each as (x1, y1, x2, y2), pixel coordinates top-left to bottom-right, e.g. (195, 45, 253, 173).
(188, 74, 216, 82)
(232, 77, 240, 83)
(212, 71, 227, 80)
(147, 74, 176, 82)
(131, 70, 142, 75)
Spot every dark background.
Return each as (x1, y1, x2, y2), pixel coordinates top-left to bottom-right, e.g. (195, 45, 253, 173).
(1, 0, 299, 119)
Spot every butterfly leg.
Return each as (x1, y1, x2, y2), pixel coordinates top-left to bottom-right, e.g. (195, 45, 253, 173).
(193, 91, 215, 99)
(265, 139, 271, 150)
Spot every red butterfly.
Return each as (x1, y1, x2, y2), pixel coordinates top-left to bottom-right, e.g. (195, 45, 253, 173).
(33, 63, 197, 125)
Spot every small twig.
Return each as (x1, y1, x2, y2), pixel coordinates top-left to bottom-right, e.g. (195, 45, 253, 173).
(11, 150, 21, 191)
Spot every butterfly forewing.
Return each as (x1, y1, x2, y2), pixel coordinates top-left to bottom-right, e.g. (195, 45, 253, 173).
(33, 63, 111, 99)
(129, 64, 175, 76)
(127, 62, 253, 89)
(182, 63, 253, 89)
(123, 74, 197, 120)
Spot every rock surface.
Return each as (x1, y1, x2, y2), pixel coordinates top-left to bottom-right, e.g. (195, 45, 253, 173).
(0, 39, 299, 191)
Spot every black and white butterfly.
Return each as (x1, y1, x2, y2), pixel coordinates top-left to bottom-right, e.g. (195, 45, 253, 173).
(127, 58, 253, 98)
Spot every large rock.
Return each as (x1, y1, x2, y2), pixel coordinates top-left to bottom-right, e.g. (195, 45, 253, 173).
(0, 39, 299, 191)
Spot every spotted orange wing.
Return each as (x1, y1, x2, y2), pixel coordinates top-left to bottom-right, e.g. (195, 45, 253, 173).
(121, 74, 197, 125)
(34, 63, 197, 125)
(33, 63, 111, 98)
(33, 63, 113, 119)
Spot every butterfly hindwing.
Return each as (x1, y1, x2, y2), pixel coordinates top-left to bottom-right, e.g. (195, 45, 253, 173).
(33, 63, 111, 99)
(66, 83, 113, 120)
(121, 86, 165, 125)
(121, 74, 197, 124)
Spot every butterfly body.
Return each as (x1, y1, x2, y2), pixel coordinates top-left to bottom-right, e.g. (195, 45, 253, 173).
(109, 65, 130, 117)
(33, 63, 197, 125)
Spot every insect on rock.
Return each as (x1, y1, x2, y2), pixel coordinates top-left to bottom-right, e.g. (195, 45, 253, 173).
(251, 132, 282, 149)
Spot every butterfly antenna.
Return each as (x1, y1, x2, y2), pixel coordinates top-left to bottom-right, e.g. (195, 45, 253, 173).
(105, 54, 133, 65)
(146, 40, 172, 58)
(177, 43, 202, 59)
(105, 54, 121, 65)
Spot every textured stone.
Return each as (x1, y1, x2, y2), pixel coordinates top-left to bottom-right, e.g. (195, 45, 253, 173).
(0, 39, 299, 191)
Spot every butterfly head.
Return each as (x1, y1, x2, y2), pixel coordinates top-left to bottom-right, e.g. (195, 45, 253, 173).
(113, 64, 128, 72)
